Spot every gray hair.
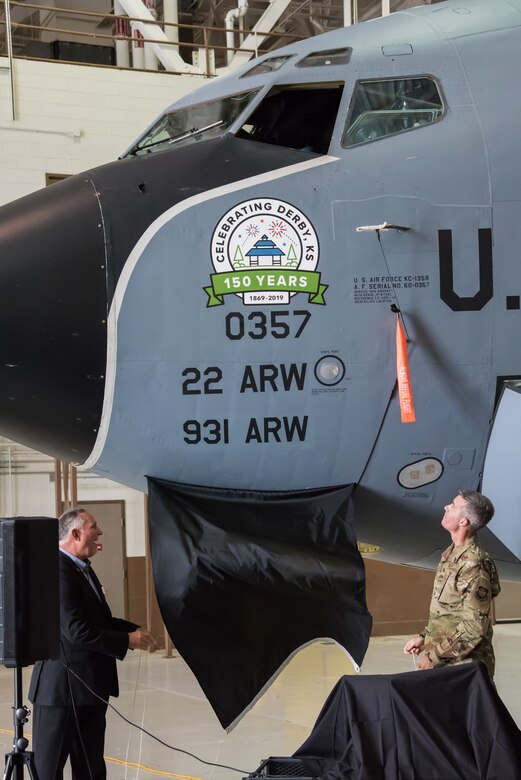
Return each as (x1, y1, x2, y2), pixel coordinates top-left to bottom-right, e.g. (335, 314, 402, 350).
(459, 490, 495, 532)
(58, 507, 88, 542)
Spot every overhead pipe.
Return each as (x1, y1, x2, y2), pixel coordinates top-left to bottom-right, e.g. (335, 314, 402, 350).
(226, 0, 293, 70)
(4, 0, 16, 120)
(114, 0, 130, 68)
(117, 0, 194, 73)
(163, 0, 180, 53)
(343, 0, 352, 26)
(144, 0, 159, 70)
(225, 0, 249, 66)
(131, 22, 145, 68)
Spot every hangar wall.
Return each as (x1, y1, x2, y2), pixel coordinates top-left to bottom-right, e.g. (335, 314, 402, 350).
(0, 439, 146, 556)
(366, 559, 521, 629)
(0, 56, 207, 206)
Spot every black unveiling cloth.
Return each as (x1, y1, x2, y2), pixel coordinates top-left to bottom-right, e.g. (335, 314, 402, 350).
(147, 479, 372, 730)
(294, 663, 521, 780)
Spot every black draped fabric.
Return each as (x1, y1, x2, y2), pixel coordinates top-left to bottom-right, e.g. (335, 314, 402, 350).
(294, 663, 521, 779)
(147, 479, 372, 730)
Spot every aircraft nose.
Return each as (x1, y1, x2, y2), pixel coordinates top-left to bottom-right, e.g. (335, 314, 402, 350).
(0, 135, 321, 470)
(0, 177, 108, 462)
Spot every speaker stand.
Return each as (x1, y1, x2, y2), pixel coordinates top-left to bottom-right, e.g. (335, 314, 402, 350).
(3, 667, 39, 780)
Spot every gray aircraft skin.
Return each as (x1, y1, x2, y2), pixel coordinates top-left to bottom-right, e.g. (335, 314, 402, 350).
(0, 0, 520, 577)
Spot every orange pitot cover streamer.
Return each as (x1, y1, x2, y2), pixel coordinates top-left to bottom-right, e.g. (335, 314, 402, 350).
(396, 316, 416, 423)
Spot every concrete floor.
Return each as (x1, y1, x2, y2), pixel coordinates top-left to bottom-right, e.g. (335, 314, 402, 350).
(0, 624, 519, 779)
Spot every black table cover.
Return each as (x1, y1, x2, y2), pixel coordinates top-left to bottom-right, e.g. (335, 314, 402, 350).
(294, 663, 521, 779)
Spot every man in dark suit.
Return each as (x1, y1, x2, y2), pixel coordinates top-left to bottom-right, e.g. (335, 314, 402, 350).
(29, 507, 158, 780)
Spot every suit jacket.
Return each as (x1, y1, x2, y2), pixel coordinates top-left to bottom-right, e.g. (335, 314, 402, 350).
(29, 552, 138, 706)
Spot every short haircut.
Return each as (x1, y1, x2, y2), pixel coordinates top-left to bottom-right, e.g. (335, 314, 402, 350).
(58, 507, 88, 542)
(459, 490, 495, 532)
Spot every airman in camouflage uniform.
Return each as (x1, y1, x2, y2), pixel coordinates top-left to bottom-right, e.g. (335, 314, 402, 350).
(404, 490, 500, 680)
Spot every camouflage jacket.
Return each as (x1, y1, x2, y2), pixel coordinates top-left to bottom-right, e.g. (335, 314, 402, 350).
(421, 538, 501, 679)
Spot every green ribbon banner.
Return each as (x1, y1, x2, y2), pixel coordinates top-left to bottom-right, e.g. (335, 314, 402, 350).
(204, 269, 328, 307)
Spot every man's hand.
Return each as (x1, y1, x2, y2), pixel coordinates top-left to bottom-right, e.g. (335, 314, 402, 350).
(128, 629, 158, 653)
(403, 636, 424, 655)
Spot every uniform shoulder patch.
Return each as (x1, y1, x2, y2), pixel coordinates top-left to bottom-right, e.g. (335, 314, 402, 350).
(476, 586, 489, 601)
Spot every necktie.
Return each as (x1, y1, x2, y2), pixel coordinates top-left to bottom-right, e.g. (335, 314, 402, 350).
(83, 560, 102, 601)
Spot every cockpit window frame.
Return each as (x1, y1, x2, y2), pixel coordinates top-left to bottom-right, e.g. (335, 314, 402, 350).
(341, 74, 446, 149)
(123, 88, 261, 157)
(236, 80, 345, 155)
(295, 47, 352, 68)
(240, 54, 296, 78)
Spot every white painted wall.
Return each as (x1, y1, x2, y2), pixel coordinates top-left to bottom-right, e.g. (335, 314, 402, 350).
(0, 57, 210, 553)
(0, 57, 208, 206)
(0, 439, 148, 557)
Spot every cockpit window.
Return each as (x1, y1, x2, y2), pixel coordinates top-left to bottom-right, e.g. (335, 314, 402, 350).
(236, 82, 343, 155)
(126, 90, 259, 156)
(343, 77, 443, 147)
(296, 48, 352, 68)
(242, 55, 294, 77)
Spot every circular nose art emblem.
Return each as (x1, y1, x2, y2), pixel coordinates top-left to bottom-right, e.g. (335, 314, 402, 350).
(205, 198, 328, 307)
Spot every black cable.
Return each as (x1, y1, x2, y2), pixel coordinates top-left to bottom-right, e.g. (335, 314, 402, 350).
(58, 660, 253, 776)
(356, 385, 395, 487)
(60, 638, 95, 780)
(348, 227, 410, 486)
(376, 229, 411, 341)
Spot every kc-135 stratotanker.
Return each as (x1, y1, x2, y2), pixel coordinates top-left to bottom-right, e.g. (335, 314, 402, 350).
(1, 0, 520, 579)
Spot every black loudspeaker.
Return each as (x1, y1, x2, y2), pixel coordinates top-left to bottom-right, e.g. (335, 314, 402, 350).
(0, 517, 60, 667)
